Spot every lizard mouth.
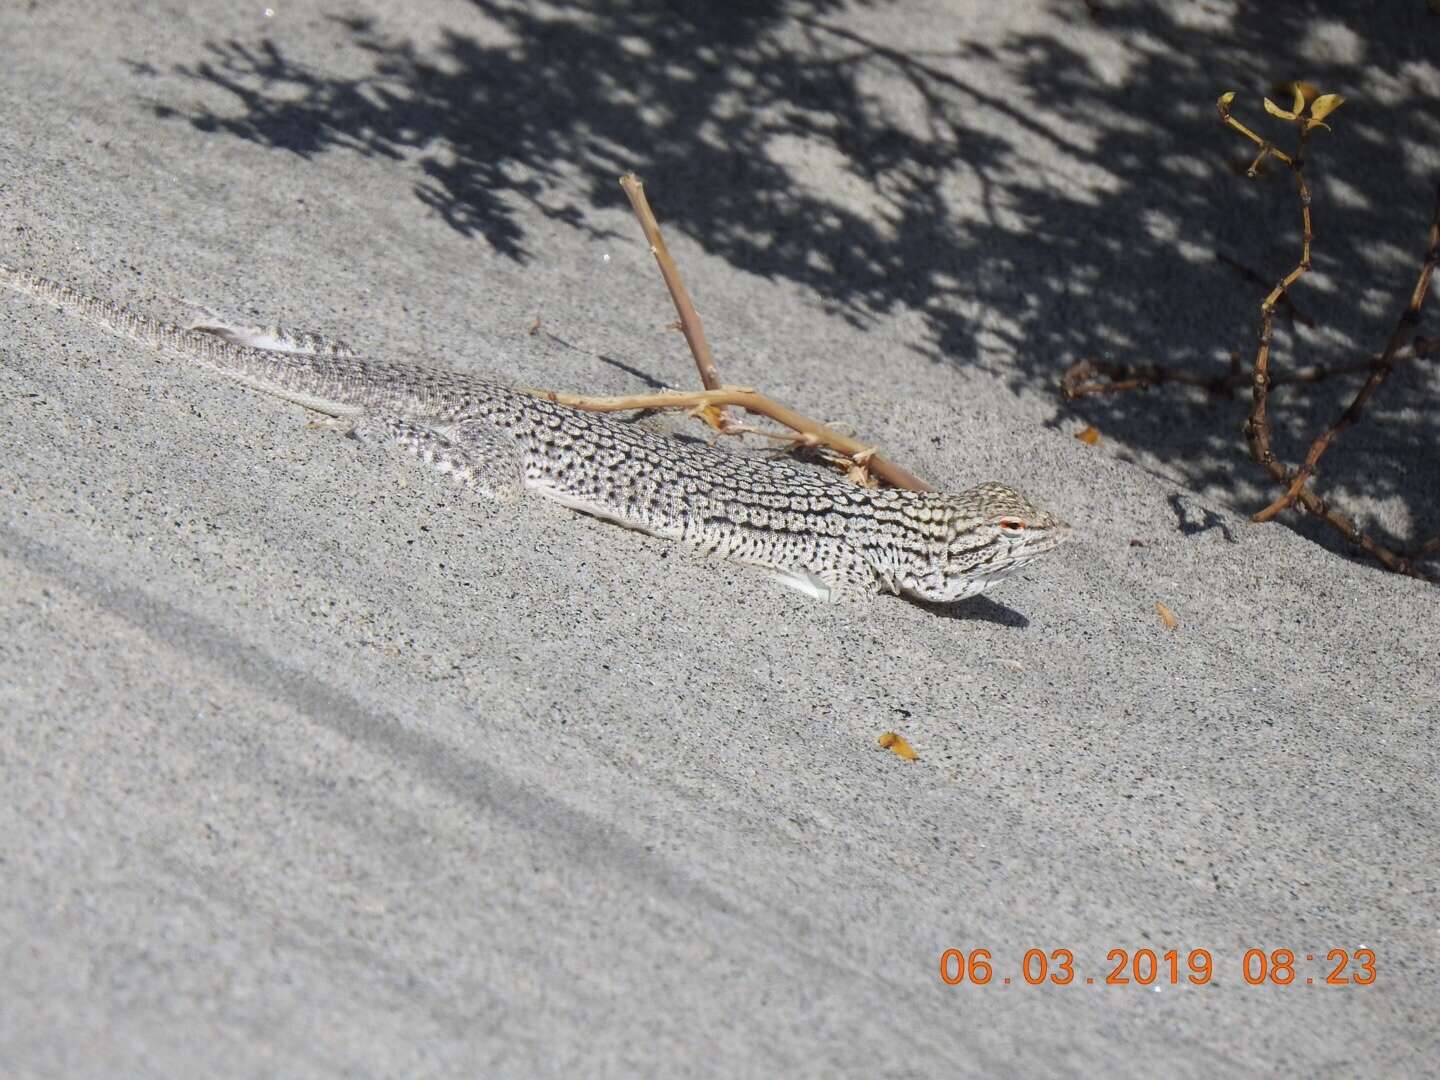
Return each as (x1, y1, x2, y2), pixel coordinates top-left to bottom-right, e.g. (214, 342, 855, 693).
(1036, 523, 1073, 549)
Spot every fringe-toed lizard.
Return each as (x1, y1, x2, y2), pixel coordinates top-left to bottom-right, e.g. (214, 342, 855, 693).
(1, 264, 1070, 604)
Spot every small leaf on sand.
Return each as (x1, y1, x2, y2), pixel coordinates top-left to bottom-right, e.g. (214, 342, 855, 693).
(1155, 601, 1179, 631)
(878, 731, 918, 761)
(1076, 425, 1101, 445)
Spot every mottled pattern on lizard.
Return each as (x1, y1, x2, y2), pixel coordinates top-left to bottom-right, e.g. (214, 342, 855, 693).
(1, 264, 1070, 603)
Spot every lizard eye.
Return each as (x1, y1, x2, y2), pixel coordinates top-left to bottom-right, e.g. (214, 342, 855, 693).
(996, 517, 1028, 534)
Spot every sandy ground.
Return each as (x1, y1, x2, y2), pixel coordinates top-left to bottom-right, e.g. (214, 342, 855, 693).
(2, 2, 1437, 1076)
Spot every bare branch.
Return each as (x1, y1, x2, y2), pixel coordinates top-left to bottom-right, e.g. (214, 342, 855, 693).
(1216, 252, 1314, 327)
(603, 171, 936, 491)
(1068, 89, 1438, 584)
(1061, 338, 1439, 399)
(1254, 184, 1440, 521)
(1243, 125, 1314, 490)
(618, 172, 740, 433)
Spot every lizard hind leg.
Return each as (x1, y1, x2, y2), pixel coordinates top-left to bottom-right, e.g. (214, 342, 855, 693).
(447, 417, 529, 502)
(186, 309, 360, 359)
(334, 414, 526, 503)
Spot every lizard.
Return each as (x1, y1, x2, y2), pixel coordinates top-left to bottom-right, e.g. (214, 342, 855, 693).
(0, 263, 1070, 604)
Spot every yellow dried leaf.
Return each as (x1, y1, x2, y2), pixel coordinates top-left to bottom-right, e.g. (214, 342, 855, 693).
(1308, 93, 1345, 124)
(1263, 92, 1301, 122)
(1217, 90, 1236, 111)
(1155, 601, 1179, 631)
(1076, 425, 1101, 446)
(686, 403, 729, 431)
(878, 731, 918, 761)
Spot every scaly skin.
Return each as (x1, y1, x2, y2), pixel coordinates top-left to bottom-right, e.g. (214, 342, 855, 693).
(1, 263, 1070, 602)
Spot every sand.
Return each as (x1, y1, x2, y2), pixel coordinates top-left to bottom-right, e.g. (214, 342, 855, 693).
(2, 2, 1437, 1076)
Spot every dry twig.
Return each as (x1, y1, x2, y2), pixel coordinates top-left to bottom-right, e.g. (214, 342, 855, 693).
(1252, 188, 1440, 523)
(1061, 339, 1438, 399)
(528, 170, 936, 493)
(1225, 89, 1439, 580)
(1063, 84, 1438, 583)
(1217, 252, 1314, 327)
(1217, 89, 1325, 488)
(617, 172, 736, 430)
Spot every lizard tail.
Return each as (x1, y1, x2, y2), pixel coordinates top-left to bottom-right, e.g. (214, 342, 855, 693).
(1, 261, 320, 389)
(0, 262, 202, 355)
(1, 262, 363, 415)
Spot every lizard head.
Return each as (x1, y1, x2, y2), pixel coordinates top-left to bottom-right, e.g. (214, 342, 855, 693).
(895, 482, 1071, 603)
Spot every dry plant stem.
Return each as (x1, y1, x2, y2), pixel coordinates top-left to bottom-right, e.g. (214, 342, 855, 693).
(530, 386, 936, 492)
(1245, 146, 1272, 177)
(1253, 184, 1440, 522)
(1245, 127, 1314, 486)
(1074, 94, 1440, 581)
(1228, 128, 1435, 582)
(618, 172, 740, 433)
(1290, 489, 1438, 583)
(1060, 338, 1438, 398)
(1217, 253, 1313, 326)
(1213, 96, 1435, 582)
(1217, 97, 1295, 167)
(530, 326, 927, 486)
(611, 170, 935, 492)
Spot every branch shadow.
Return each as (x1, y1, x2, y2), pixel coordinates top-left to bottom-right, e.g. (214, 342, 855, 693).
(1168, 493, 1237, 542)
(144, 0, 1440, 569)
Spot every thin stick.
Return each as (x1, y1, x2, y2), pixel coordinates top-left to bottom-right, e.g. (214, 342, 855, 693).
(1052, 91, 1440, 581)
(1217, 94, 1295, 167)
(1220, 101, 1439, 580)
(1203, 92, 1436, 581)
(612, 170, 934, 491)
(618, 172, 739, 430)
(1068, 95, 1436, 581)
(1244, 126, 1314, 486)
(1253, 184, 1440, 522)
(1216, 252, 1313, 326)
(525, 385, 936, 492)
(1283, 483, 1438, 583)
(1060, 338, 1438, 399)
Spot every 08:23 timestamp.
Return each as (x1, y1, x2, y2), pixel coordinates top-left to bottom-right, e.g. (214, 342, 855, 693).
(938, 947, 1377, 987)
